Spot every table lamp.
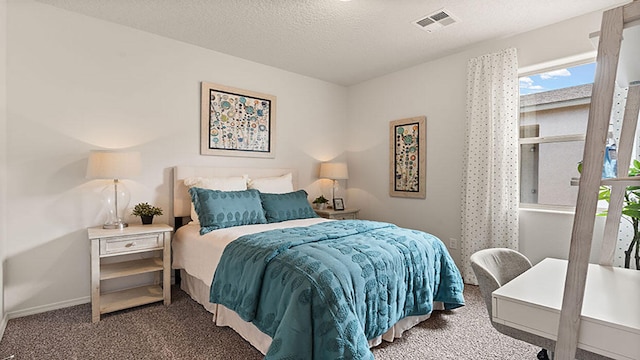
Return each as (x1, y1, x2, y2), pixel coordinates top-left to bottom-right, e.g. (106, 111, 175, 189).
(86, 150, 141, 229)
(319, 162, 349, 205)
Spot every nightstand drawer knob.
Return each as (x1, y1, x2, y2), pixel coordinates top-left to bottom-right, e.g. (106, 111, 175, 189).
(99, 234, 164, 255)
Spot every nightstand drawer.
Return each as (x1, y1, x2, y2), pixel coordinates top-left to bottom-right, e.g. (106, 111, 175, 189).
(332, 213, 357, 220)
(314, 208, 360, 220)
(100, 234, 164, 256)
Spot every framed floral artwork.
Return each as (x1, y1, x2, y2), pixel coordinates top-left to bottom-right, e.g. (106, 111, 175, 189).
(201, 82, 276, 158)
(389, 116, 426, 198)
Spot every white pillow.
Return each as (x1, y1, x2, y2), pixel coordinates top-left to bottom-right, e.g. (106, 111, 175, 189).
(248, 173, 294, 194)
(184, 175, 248, 224)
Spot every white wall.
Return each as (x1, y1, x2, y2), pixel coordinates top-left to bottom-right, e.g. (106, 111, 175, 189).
(346, 10, 607, 266)
(4, 1, 617, 315)
(5, 1, 348, 315)
(0, 0, 8, 330)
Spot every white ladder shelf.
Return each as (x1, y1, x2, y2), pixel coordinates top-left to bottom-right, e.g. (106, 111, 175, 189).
(556, 1, 640, 359)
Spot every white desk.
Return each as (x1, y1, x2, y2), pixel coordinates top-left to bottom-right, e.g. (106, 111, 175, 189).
(492, 258, 640, 360)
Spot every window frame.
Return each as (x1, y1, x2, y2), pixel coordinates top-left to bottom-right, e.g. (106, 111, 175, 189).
(517, 53, 596, 213)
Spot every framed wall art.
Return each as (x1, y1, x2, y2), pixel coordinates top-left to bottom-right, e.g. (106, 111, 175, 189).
(201, 82, 276, 158)
(389, 116, 426, 199)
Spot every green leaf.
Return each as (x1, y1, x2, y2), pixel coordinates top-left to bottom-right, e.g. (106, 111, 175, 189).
(622, 209, 640, 219)
(598, 188, 611, 201)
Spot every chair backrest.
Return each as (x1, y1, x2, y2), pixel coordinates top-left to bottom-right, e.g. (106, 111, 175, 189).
(470, 248, 532, 318)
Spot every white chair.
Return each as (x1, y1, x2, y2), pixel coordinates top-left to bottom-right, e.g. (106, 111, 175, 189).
(470, 248, 610, 360)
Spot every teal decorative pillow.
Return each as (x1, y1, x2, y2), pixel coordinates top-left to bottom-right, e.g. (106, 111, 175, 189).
(259, 190, 319, 223)
(189, 188, 267, 234)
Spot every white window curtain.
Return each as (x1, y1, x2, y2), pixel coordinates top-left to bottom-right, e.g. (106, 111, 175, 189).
(461, 48, 519, 285)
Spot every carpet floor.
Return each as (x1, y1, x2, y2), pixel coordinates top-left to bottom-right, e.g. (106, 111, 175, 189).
(0, 285, 539, 359)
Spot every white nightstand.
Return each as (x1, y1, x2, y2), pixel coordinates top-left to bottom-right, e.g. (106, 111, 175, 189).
(88, 223, 172, 323)
(314, 208, 360, 220)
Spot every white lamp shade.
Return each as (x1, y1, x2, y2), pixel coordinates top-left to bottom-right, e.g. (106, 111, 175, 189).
(319, 162, 349, 180)
(86, 150, 141, 180)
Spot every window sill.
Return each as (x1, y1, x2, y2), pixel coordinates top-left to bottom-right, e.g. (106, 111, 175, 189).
(519, 204, 576, 215)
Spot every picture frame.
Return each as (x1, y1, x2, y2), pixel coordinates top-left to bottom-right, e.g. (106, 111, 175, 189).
(201, 81, 277, 158)
(389, 116, 426, 199)
(333, 198, 345, 211)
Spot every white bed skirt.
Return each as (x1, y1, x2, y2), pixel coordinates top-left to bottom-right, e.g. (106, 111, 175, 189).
(179, 269, 442, 355)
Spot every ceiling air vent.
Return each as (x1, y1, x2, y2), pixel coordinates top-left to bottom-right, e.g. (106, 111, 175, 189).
(413, 9, 458, 33)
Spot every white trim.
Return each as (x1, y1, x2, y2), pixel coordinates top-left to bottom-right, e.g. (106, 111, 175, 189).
(519, 203, 576, 215)
(519, 134, 586, 145)
(518, 52, 596, 77)
(6, 296, 90, 320)
(519, 203, 608, 214)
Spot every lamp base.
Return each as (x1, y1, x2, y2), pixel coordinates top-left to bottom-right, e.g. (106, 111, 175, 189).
(103, 222, 128, 230)
(101, 179, 130, 230)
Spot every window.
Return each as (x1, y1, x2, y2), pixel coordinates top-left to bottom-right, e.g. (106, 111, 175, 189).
(519, 62, 596, 208)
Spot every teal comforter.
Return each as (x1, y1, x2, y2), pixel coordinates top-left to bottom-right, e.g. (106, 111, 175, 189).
(210, 220, 464, 360)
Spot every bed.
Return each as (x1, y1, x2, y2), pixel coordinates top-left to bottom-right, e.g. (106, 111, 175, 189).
(171, 166, 465, 359)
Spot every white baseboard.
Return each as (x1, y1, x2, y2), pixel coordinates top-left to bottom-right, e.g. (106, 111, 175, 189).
(5, 277, 175, 322)
(7, 296, 90, 320)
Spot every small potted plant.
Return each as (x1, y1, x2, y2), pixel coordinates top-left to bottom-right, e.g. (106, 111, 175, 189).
(132, 202, 163, 225)
(312, 195, 329, 210)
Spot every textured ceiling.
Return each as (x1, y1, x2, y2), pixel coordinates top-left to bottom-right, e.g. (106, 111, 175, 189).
(34, 0, 627, 86)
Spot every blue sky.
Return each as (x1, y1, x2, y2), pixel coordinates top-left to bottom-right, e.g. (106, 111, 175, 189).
(519, 62, 596, 95)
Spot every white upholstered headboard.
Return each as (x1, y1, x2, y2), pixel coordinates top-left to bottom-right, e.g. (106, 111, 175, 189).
(172, 166, 298, 218)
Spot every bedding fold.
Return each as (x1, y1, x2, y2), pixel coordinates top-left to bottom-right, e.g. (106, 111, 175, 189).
(210, 220, 465, 360)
